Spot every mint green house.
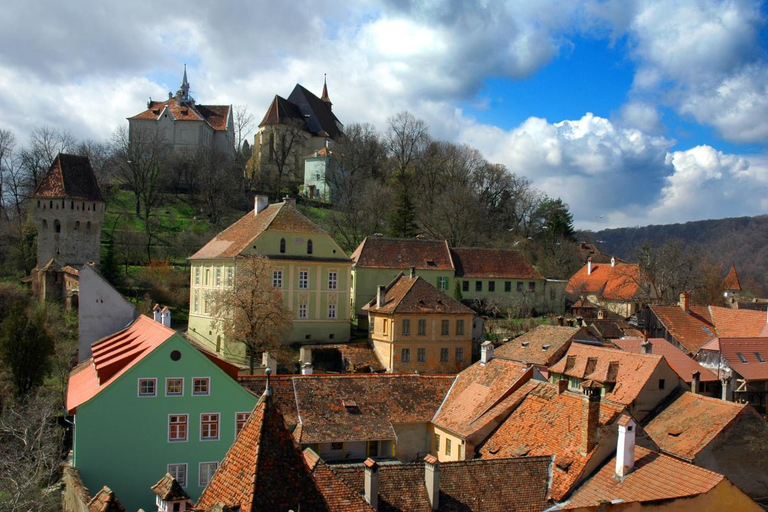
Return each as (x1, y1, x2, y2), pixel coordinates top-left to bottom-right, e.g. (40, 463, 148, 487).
(188, 196, 351, 360)
(67, 315, 258, 512)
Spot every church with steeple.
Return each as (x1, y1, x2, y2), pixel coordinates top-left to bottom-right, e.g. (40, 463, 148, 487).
(247, 78, 343, 198)
(128, 66, 234, 154)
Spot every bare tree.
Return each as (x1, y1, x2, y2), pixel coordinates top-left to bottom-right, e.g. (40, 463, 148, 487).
(233, 105, 255, 155)
(266, 123, 305, 199)
(634, 239, 711, 304)
(20, 126, 76, 193)
(74, 139, 114, 188)
(195, 145, 241, 226)
(208, 254, 293, 373)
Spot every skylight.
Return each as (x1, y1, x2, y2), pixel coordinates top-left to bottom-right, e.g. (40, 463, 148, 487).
(737, 352, 748, 363)
(756, 353, 765, 363)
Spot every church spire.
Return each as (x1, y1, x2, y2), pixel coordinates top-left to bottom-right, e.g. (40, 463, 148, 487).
(321, 73, 332, 110)
(177, 64, 191, 104)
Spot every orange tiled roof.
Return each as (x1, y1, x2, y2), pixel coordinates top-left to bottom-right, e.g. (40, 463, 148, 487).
(548, 344, 665, 405)
(130, 98, 230, 131)
(307, 342, 385, 373)
(710, 306, 767, 338)
(614, 337, 718, 383)
(87, 486, 127, 512)
(189, 201, 335, 260)
(566, 261, 644, 301)
(331, 456, 553, 512)
(649, 305, 715, 353)
(351, 237, 455, 271)
(714, 337, 768, 381)
(432, 358, 532, 439)
(451, 247, 544, 280)
(196, 394, 342, 512)
(723, 264, 742, 291)
(309, 461, 375, 512)
(363, 274, 474, 315)
(563, 446, 724, 508)
(643, 391, 748, 461)
(32, 153, 103, 201)
(495, 326, 581, 366)
(66, 315, 175, 414)
(478, 382, 625, 500)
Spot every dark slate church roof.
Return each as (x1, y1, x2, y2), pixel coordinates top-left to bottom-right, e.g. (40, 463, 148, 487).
(260, 84, 343, 139)
(32, 153, 103, 202)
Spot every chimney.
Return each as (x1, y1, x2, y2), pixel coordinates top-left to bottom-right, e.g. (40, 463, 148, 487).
(576, 316, 584, 327)
(566, 319, 575, 327)
(610, 257, 616, 268)
(587, 257, 593, 275)
(410, 266, 416, 278)
(722, 375, 732, 401)
(581, 381, 602, 455)
(364, 458, 379, 510)
(557, 379, 568, 394)
(152, 304, 161, 323)
(254, 195, 269, 215)
(640, 340, 652, 354)
(424, 455, 440, 511)
(160, 306, 171, 327)
(376, 285, 386, 308)
(679, 292, 690, 313)
(302, 362, 313, 375)
(597, 309, 605, 320)
(557, 316, 564, 326)
(615, 415, 637, 480)
(283, 195, 296, 207)
(691, 371, 700, 394)
(480, 341, 494, 365)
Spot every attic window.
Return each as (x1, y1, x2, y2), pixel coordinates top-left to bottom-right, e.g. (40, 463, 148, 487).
(737, 352, 748, 363)
(426, 260, 436, 267)
(542, 344, 550, 351)
(756, 353, 765, 363)
(181, 109, 188, 114)
(667, 429, 683, 437)
(343, 400, 359, 413)
(521, 342, 530, 347)
(152, 109, 160, 114)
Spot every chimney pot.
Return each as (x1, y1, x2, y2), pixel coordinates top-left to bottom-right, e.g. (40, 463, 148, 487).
(581, 381, 602, 455)
(376, 285, 386, 308)
(364, 458, 379, 510)
(615, 415, 637, 479)
(480, 341, 494, 365)
(424, 455, 440, 511)
(587, 257, 593, 275)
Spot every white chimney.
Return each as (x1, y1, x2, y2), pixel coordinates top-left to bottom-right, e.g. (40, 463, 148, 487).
(615, 415, 636, 480)
(262, 352, 277, 375)
(424, 455, 440, 511)
(610, 257, 616, 267)
(480, 340, 494, 365)
(160, 306, 171, 327)
(641, 339, 652, 354)
(364, 458, 379, 510)
(152, 304, 161, 323)
(376, 285, 386, 308)
(302, 362, 313, 375)
(587, 257, 593, 275)
(254, 195, 269, 215)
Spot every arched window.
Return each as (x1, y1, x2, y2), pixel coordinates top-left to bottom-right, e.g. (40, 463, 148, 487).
(54, 220, 61, 233)
(280, 238, 286, 254)
(307, 239, 313, 254)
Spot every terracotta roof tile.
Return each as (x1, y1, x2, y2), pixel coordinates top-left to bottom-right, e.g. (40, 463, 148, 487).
(238, 375, 301, 425)
(32, 153, 103, 201)
(310, 461, 375, 511)
(649, 305, 715, 353)
(150, 473, 190, 501)
(259, 95, 307, 128)
(451, 247, 544, 280)
(614, 338, 718, 383)
(351, 237, 454, 271)
(723, 264, 742, 291)
(710, 306, 767, 338)
(363, 274, 474, 315)
(87, 486, 127, 512)
(308, 342, 385, 373)
(130, 98, 230, 131)
(548, 344, 664, 405)
(563, 446, 724, 508)
(566, 262, 644, 301)
(331, 456, 553, 512)
(478, 382, 625, 500)
(495, 326, 582, 366)
(713, 337, 768, 381)
(432, 358, 532, 439)
(643, 391, 748, 461)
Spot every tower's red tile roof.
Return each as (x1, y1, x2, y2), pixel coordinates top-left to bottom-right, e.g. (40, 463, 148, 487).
(614, 337, 718, 383)
(130, 98, 230, 131)
(563, 446, 724, 508)
(548, 344, 666, 405)
(363, 274, 474, 315)
(451, 247, 544, 280)
(351, 237, 455, 271)
(643, 391, 749, 461)
(478, 382, 626, 500)
(723, 264, 742, 291)
(566, 261, 644, 300)
(432, 358, 533, 439)
(32, 153, 103, 201)
(648, 304, 715, 353)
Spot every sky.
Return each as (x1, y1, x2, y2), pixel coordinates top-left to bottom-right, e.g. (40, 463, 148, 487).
(1, 0, 767, 231)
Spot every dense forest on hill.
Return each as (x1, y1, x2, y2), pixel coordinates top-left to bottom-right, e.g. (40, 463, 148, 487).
(581, 215, 768, 296)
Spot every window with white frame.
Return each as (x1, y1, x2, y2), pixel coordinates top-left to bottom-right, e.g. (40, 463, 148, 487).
(438, 276, 447, 291)
(215, 268, 221, 287)
(195, 267, 200, 285)
(201, 413, 220, 440)
(328, 303, 337, 319)
(235, 412, 250, 436)
(192, 377, 210, 396)
(199, 461, 218, 487)
(299, 270, 309, 289)
(169, 415, 188, 442)
(328, 271, 338, 290)
(166, 378, 184, 396)
(273, 270, 283, 288)
(227, 268, 234, 286)
(194, 292, 199, 313)
(298, 303, 307, 319)
(138, 378, 156, 397)
(168, 463, 187, 487)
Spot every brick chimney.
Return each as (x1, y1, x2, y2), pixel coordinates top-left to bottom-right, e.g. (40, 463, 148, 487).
(254, 195, 269, 215)
(364, 458, 379, 510)
(480, 340, 494, 365)
(615, 415, 636, 480)
(424, 455, 440, 511)
(557, 379, 568, 394)
(641, 340, 652, 354)
(679, 292, 691, 313)
(581, 380, 603, 455)
(691, 371, 700, 394)
(376, 285, 386, 308)
(587, 257, 593, 275)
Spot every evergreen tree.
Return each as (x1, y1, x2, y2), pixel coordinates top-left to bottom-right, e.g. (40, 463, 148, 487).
(454, 281, 464, 302)
(0, 302, 55, 397)
(100, 233, 122, 288)
(388, 185, 417, 238)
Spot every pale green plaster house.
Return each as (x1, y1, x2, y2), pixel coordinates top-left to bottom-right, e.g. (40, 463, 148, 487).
(188, 196, 351, 359)
(302, 146, 341, 203)
(66, 315, 257, 512)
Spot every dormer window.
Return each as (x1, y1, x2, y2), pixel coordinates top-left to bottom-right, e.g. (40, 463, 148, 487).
(307, 239, 313, 254)
(280, 238, 286, 253)
(737, 352, 748, 363)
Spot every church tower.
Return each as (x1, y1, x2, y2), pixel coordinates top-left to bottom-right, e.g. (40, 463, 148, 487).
(176, 64, 193, 105)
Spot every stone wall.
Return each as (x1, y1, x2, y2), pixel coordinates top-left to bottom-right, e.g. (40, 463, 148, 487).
(62, 462, 91, 512)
